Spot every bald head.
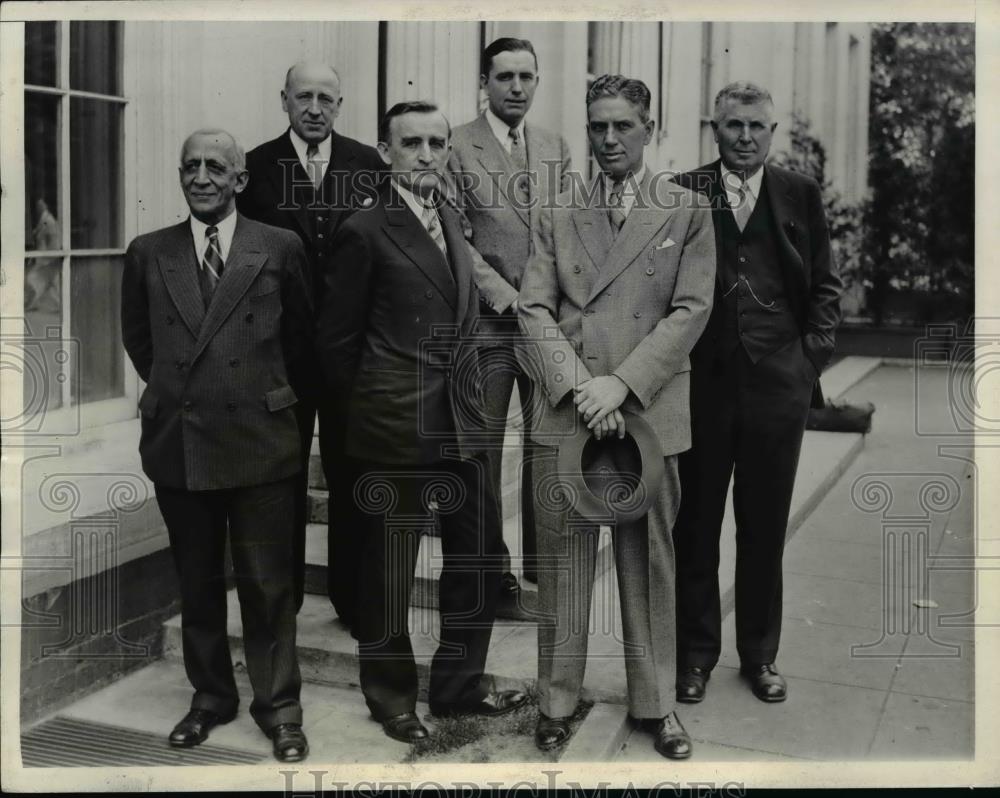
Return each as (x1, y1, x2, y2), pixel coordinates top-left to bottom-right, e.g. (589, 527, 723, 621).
(282, 61, 343, 144)
(180, 128, 244, 170)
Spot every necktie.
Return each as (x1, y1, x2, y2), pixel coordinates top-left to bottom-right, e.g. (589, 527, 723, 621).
(306, 144, 324, 190)
(608, 180, 626, 237)
(508, 127, 527, 172)
(423, 206, 448, 257)
(199, 225, 224, 307)
(733, 181, 752, 232)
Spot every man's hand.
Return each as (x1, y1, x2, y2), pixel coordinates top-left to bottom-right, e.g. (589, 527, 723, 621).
(591, 408, 627, 440)
(574, 375, 629, 434)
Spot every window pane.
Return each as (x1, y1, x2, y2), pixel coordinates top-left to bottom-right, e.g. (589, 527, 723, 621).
(70, 256, 125, 404)
(70, 97, 122, 248)
(25, 21, 58, 87)
(25, 92, 61, 251)
(23, 257, 66, 415)
(70, 21, 121, 96)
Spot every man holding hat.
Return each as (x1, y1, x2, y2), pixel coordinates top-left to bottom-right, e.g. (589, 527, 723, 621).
(517, 74, 716, 758)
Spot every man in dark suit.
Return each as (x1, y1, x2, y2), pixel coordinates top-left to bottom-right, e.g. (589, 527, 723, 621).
(448, 38, 572, 590)
(317, 101, 528, 744)
(671, 82, 843, 704)
(237, 61, 383, 623)
(122, 129, 312, 761)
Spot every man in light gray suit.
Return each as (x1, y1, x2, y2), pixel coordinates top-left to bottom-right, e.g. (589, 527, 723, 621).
(518, 75, 716, 758)
(449, 37, 572, 590)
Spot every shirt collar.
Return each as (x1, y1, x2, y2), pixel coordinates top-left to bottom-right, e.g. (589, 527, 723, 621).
(392, 179, 437, 223)
(190, 209, 238, 261)
(720, 163, 764, 203)
(288, 127, 332, 170)
(484, 107, 525, 153)
(601, 165, 647, 213)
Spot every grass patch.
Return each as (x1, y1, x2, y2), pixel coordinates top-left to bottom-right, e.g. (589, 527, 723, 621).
(404, 691, 594, 764)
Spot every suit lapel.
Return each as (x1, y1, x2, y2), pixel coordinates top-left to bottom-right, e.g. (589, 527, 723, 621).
(321, 130, 358, 232)
(157, 222, 206, 337)
(572, 205, 612, 272)
(587, 172, 665, 303)
(470, 115, 530, 230)
(439, 203, 470, 327)
(265, 130, 314, 244)
(190, 215, 267, 365)
(764, 165, 805, 276)
(383, 189, 457, 310)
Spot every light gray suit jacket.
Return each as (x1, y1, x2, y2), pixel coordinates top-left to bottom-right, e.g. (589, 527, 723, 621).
(517, 171, 717, 455)
(449, 114, 571, 315)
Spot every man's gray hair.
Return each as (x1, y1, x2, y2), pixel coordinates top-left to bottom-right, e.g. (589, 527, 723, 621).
(713, 82, 774, 122)
(180, 128, 246, 171)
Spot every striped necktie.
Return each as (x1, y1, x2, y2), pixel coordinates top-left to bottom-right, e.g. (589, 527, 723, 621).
(199, 225, 224, 307)
(306, 144, 324, 190)
(423, 206, 448, 257)
(733, 181, 752, 232)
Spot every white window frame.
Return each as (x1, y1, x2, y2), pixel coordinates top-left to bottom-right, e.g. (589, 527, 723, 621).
(23, 20, 139, 432)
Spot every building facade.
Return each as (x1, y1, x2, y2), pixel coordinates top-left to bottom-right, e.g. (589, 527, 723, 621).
(5, 18, 871, 721)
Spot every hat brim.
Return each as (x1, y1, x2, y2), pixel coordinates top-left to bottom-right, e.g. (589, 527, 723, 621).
(555, 410, 665, 524)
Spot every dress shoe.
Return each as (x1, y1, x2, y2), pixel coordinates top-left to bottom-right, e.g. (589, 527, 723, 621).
(269, 723, 308, 762)
(382, 711, 429, 743)
(431, 689, 529, 718)
(535, 714, 571, 751)
(168, 708, 236, 748)
(740, 663, 787, 702)
(651, 711, 692, 760)
(500, 571, 521, 596)
(676, 666, 711, 703)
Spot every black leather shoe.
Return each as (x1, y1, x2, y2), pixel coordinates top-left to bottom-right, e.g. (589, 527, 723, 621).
(382, 711, 429, 743)
(500, 571, 521, 596)
(168, 708, 236, 748)
(432, 689, 529, 718)
(676, 666, 711, 703)
(740, 663, 787, 702)
(535, 714, 571, 751)
(652, 711, 692, 760)
(269, 723, 308, 762)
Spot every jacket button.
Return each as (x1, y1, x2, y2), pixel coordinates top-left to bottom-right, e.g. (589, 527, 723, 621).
(633, 311, 642, 318)
(229, 358, 239, 367)
(226, 402, 237, 412)
(318, 233, 324, 240)
(245, 312, 254, 322)
(183, 401, 193, 411)
(573, 265, 581, 273)
(174, 360, 185, 371)
(584, 308, 593, 316)
(739, 256, 747, 263)
(165, 315, 174, 325)
(425, 290, 434, 299)
(646, 267, 655, 276)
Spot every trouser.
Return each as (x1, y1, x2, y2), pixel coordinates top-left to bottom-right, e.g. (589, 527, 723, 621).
(155, 476, 303, 732)
(673, 337, 816, 669)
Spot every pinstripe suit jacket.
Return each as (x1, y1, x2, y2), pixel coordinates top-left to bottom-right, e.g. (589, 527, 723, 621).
(448, 114, 571, 318)
(121, 214, 314, 490)
(517, 171, 716, 455)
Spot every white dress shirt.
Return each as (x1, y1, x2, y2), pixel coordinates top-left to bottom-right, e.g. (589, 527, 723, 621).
(720, 163, 764, 216)
(485, 107, 525, 156)
(190, 209, 237, 263)
(288, 127, 332, 178)
(600, 164, 647, 219)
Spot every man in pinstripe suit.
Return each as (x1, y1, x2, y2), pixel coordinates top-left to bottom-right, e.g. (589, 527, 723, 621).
(122, 129, 312, 762)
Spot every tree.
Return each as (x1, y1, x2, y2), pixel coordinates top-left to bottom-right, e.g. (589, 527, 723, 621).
(865, 22, 975, 326)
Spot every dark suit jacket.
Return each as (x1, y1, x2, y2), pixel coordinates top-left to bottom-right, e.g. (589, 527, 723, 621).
(121, 214, 314, 490)
(673, 160, 842, 374)
(236, 128, 384, 298)
(316, 185, 485, 464)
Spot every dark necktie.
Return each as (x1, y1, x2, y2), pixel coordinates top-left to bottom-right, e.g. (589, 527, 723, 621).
(199, 225, 224, 307)
(608, 180, 626, 237)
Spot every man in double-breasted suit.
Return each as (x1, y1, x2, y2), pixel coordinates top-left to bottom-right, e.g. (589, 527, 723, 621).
(671, 82, 842, 705)
(121, 129, 312, 761)
(448, 38, 572, 589)
(317, 102, 527, 744)
(237, 61, 384, 622)
(518, 76, 716, 758)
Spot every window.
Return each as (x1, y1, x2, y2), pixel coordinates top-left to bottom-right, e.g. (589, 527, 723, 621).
(23, 21, 133, 428)
(698, 23, 715, 164)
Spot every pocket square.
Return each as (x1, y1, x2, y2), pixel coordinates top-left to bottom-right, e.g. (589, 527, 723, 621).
(655, 238, 676, 250)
